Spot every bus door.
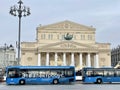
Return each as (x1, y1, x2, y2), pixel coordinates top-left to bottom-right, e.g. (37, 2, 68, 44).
(103, 69, 115, 82)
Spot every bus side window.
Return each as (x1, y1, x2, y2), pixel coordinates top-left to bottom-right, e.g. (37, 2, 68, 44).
(115, 70, 120, 77)
(87, 70, 94, 76)
(64, 70, 74, 77)
(104, 71, 108, 77)
(104, 70, 114, 77)
(94, 72, 98, 76)
(20, 70, 29, 78)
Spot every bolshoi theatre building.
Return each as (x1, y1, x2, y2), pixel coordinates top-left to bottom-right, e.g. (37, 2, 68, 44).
(20, 20, 111, 70)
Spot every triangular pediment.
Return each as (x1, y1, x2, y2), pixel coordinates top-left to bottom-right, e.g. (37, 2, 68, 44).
(39, 41, 98, 50)
(37, 20, 95, 31)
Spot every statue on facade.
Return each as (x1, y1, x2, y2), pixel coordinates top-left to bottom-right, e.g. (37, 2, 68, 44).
(64, 33, 73, 40)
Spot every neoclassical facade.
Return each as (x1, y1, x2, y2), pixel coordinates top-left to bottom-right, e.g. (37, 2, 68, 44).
(0, 44, 16, 68)
(111, 45, 120, 67)
(21, 20, 111, 70)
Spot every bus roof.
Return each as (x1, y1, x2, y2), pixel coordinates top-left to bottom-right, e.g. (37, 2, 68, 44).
(6, 66, 75, 70)
(82, 67, 114, 70)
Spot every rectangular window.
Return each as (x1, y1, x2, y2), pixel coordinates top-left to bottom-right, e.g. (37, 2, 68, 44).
(50, 34, 53, 40)
(88, 35, 92, 40)
(48, 34, 51, 40)
(48, 34, 53, 40)
(10, 55, 12, 59)
(81, 35, 85, 40)
(41, 34, 45, 39)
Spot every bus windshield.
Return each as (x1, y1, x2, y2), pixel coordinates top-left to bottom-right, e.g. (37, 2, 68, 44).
(7, 68, 20, 78)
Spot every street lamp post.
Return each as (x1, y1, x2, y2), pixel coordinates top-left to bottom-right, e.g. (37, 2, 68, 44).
(9, 0, 30, 65)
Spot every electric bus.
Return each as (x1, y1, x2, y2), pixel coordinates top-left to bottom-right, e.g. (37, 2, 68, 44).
(82, 67, 120, 84)
(6, 66, 75, 85)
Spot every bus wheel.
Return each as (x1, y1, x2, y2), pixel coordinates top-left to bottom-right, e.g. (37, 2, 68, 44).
(19, 80, 25, 85)
(96, 79, 102, 84)
(53, 79, 59, 84)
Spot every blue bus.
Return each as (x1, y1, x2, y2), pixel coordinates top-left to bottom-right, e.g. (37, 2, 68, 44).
(82, 67, 120, 84)
(6, 66, 75, 85)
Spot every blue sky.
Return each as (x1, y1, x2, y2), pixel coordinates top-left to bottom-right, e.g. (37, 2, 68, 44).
(0, 0, 120, 48)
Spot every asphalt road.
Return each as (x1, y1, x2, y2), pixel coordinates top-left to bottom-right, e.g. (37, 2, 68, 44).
(0, 81, 120, 90)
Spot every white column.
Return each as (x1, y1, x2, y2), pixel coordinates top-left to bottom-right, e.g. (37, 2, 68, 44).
(86, 53, 91, 67)
(46, 52, 49, 66)
(63, 52, 66, 66)
(79, 53, 82, 68)
(94, 53, 99, 68)
(71, 53, 75, 66)
(55, 52, 58, 66)
(38, 53, 41, 66)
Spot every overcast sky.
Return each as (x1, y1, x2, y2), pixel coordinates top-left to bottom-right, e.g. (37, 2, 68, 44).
(0, 0, 120, 48)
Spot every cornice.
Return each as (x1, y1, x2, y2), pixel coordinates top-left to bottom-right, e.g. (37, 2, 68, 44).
(37, 20, 95, 31)
(38, 48, 99, 53)
(38, 41, 97, 49)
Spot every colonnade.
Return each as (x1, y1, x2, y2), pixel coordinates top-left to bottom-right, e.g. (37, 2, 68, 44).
(37, 52, 99, 68)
